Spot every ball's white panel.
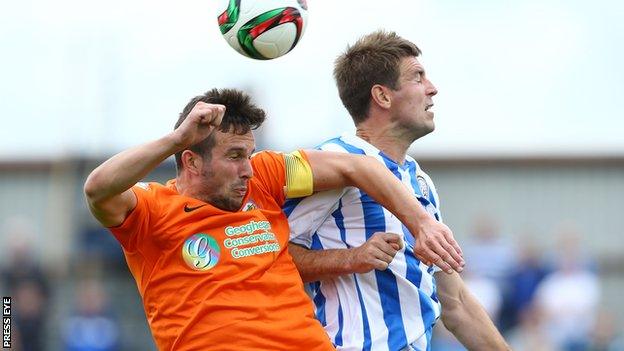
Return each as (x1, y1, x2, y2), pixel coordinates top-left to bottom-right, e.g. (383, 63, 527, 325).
(254, 23, 297, 59)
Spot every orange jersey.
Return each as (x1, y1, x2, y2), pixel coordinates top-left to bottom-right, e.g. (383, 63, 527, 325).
(109, 151, 334, 351)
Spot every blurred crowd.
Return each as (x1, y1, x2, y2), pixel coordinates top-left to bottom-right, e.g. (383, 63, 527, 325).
(433, 216, 624, 351)
(1, 215, 623, 351)
(0, 219, 123, 351)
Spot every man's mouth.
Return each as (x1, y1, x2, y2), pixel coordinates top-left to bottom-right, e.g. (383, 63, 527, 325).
(234, 187, 247, 196)
(425, 103, 434, 111)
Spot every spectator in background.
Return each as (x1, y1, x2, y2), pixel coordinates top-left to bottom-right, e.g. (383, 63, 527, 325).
(502, 237, 550, 330)
(462, 215, 516, 328)
(463, 215, 517, 285)
(62, 279, 120, 351)
(534, 229, 601, 351)
(75, 225, 125, 270)
(1, 220, 50, 351)
(506, 304, 557, 351)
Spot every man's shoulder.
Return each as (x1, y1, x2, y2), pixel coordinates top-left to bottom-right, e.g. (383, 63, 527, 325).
(134, 180, 176, 194)
(132, 181, 161, 195)
(316, 134, 369, 155)
(250, 150, 281, 164)
(404, 157, 433, 177)
(249, 150, 284, 174)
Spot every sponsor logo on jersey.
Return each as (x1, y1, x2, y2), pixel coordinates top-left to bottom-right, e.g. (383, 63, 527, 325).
(241, 200, 258, 211)
(223, 220, 280, 259)
(184, 204, 207, 212)
(182, 234, 220, 271)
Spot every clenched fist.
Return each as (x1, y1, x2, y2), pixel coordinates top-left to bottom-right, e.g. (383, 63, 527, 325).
(346, 232, 404, 273)
(172, 102, 226, 149)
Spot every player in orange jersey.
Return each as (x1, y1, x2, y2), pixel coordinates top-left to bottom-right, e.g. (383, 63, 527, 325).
(83, 88, 464, 350)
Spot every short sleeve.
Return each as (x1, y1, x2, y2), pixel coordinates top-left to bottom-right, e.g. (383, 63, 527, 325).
(108, 182, 157, 252)
(283, 144, 345, 248)
(251, 151, 287, 205)
(251, 150, 314, 205)
(285, 189, 344, 248)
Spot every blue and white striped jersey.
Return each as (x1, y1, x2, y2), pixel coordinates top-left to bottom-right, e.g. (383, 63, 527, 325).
(284, 133, 443, 351)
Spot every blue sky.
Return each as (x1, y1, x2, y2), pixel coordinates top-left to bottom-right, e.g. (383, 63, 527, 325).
(1, 0, 622, 160)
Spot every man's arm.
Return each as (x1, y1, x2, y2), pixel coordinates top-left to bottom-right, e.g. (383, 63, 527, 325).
(302, 150, 464, 274)
(289, 232, 403, 282)
(435, 271, 510, 350)
(84, 102, 225, 227)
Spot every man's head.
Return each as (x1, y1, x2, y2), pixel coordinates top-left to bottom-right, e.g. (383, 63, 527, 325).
(334, 30, 438, 139)
(174, 88, 265, 211)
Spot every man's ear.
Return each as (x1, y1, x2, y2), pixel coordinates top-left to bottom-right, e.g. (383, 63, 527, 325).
(371, 84, 392, 110)
(181, 150, 203, 175)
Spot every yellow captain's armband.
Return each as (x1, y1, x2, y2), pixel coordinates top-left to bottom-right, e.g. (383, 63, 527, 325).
(284, 150, 314, 198)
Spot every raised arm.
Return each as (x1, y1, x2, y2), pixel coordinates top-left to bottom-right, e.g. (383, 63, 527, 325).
(435, 271, 510, 350)
(84, 102, 225, 227)
(302, 149, 464, 274)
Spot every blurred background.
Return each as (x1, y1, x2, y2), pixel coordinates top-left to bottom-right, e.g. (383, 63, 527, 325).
(1, 0, 623, 350)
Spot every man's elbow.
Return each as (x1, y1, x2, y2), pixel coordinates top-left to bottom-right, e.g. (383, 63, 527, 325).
(440, 296, 464, 333)
(287, 243, 316, 283)
(441, 308, 463, 334)
(83, 172, 106, 205)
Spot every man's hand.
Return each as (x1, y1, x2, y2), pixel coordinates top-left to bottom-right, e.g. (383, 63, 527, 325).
(410, 215, 464, 274)
(346, 232, 403, 273)
(172, 102, 226, 149)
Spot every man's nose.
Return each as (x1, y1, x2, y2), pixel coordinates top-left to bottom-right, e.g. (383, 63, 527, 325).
(426, 80, 438, 96)
(240, 160, 253, 179)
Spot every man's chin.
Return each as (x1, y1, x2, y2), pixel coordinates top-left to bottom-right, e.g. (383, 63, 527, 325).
(231, 196, 246, 210)
(209, 197, 244, 212)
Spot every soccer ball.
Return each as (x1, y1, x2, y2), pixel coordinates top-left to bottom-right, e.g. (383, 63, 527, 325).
(217, 0, 308, 60)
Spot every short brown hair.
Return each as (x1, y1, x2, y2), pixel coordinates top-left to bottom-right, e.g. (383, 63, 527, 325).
(174, 88, 266, 170)
(333, 30, 421, 124)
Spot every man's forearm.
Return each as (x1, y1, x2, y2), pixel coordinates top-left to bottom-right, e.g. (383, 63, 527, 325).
(444, 295, 509, 350)
(437, 273, 510, 350)
(345, 156, 431, 227)
(289, 243, 355, 282)
(84, 133, 181, 203)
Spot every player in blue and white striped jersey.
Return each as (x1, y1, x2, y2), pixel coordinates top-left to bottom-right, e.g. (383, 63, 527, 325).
(285, 31, 509, 351)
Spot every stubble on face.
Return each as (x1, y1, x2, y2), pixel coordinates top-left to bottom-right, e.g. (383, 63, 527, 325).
(197, 131, 254, 212)
(199, 167, 245, 211)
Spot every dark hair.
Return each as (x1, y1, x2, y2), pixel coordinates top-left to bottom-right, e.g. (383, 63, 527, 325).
(174, 88, 266, 170)
(333, 30, 421, 124)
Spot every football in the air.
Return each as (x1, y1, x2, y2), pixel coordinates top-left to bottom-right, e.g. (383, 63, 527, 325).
(217, 0, 308, 60)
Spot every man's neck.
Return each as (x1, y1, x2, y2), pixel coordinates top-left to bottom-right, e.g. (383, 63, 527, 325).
(175, 173, 202, 200)
(355, 123, 413, 165)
